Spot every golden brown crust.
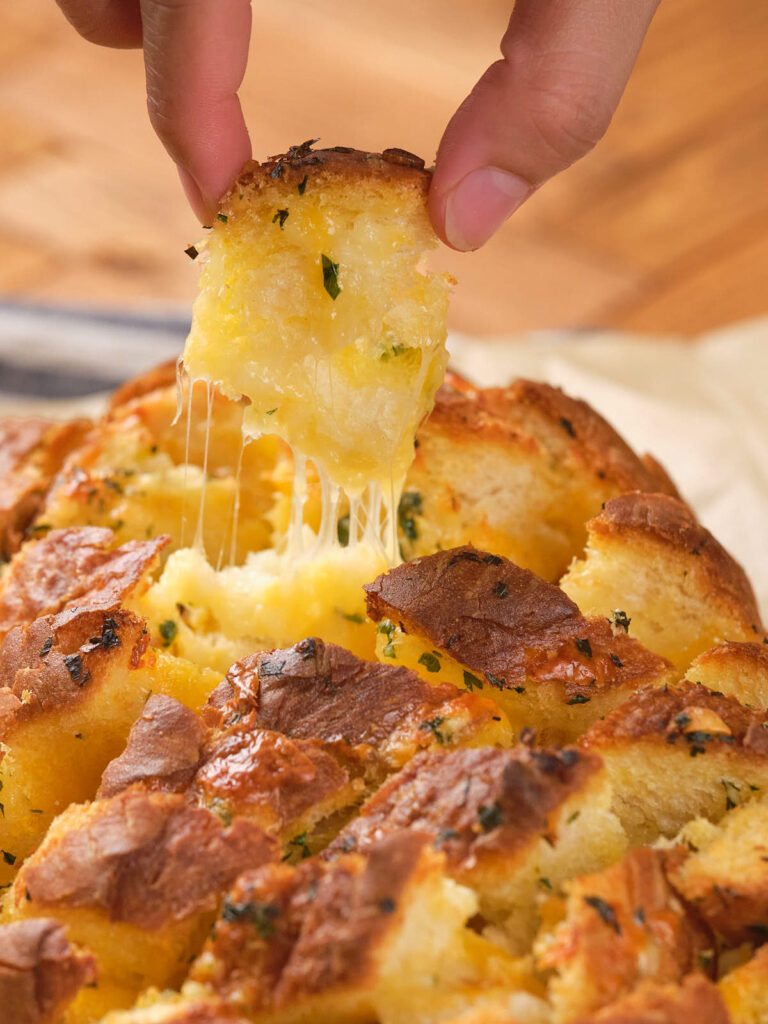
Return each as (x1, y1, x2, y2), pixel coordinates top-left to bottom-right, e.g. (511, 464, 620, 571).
(98, 695, 206, 799)
(427, 379, 679, 497)
(192, 831, 430, 1012)
(226, 142, 430, 211)
(580, 680, 768, 757)
(590, 494, 763, 631)
(0, 606, 149, 733)
(213, 636, 490, 747)
(18, 788, 275, 930)
(326, 745, 600, 867)
(108, 358, 178, 410)
(688, 640, 768, 678)
(193, 720, 360, 835)
(0, 527, 168, 639)
(568, 975, 730, 1024)
(0, 418, 91, 560)
(365, 546, 669, 700)
(538, 847, 715, 1015)
(0, 918, 97, 1024)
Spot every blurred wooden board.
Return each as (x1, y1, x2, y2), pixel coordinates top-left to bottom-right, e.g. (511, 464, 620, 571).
(0, 0, 765, 336)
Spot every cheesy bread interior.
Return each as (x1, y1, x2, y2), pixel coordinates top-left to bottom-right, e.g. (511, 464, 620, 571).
(0, 144, 766, 1024)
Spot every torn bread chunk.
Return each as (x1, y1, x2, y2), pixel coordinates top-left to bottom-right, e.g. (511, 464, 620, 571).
(182, 142, 450, 500)
(0, 599, 220, 884)
(40, 377, 279, 565)
(0, 416, 91, 560)
(366, 545, 672, 743)
(326, 745, 627, 951)
(6, 788, 275, 1019)
(97, 635, 511, 855)
(579, 681, 768, 844)
(0, 918, 97, 1024)
(534, 847, 715, 1023)
(567, 975, 730, 1024)
(211, 636, 513, 770)
(666, 801, 768, 948)
(683, 641, 768, 709)
(0, 526, 167, 640)
(560, 493, 765, 672)
(186, 831, 538, 1024)
(400, 376, 679, 579)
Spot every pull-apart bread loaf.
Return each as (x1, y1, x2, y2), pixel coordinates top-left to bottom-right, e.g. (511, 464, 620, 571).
(0, 142, 766, 1023)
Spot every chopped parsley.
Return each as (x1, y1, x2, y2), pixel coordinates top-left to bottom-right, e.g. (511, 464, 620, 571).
(321, 254, 341, 299)
(485, 671, 506, 690)
(574, 637, 593, 658)
(159, 620, 178, 647)
(377, 619, 397, 658)
(336, 608, 364, 625)
(477, 801, 503, 832)
(216, 212, 228, 223)
(492, 581, 509, 598)
(538, 877, 552, 890)
(418, 652, 441, 673)
(297, 175, 308, 195)
(272, 208, 289, 229)
(420, 716, 447, 744)
(398, 491, 422, 543)
(288, 833, 311, 860)
(463, 670, 484, 692)
(266, 407, 278, 415)
(337, 514, 350, 547)
(559, 417, 576, 437)
(379, 897, 396, 914)
(584, 895, 620, 934)
(1, 850, 15, 866)
(609, 610, 631, 632)
(184, 244, 199, 260)
(567, 694, 590, 705)
(221, 898, 280, 938)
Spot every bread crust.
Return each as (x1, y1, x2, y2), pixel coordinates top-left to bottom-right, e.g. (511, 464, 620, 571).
(326, 745, 600, 867)
(215, 636, 497, 749)
(225, 142, 430, 214)
(568, 975, 730, 1024)
(0, 527, 167, 639)
(0, 918, 97, 1024)
(17, 788, 275, 930)
(589, 493, 763, 632)
(365, 545, 669, 701)
(0, 606, 149, 734)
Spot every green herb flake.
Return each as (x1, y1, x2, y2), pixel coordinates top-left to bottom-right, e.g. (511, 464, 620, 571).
(377, 619, 397, 659)
(574, 637, 593, 658)
(184, 244, 199, 260)
(221, 898, 280, 938)
(266, 408, 278, 415)
(492, 581, 509, 598)
(337, 514, 350, 547)
(463, 670, 484, 692)
(272, 208, 289, 229)
(420, 716, 447, 745)
(1, 850, 15, 866)
(289, 833, 311, 860)
(336, 608, 364, 625)
(566, 810, 581, 825)
(398, 491, 422, 543)
(477, 801, 503, 832)
(217, 212, 228, 223)
(567, 694, 590, 705)
(159, 620, 178, 647)
(297, 175, 308, 195)
(321, 254, 341, 299)
(609, 610, 631, 632)
(418, 652, 441, 673)
(538, 877, 552, 890)
(584, 895, 621, 934)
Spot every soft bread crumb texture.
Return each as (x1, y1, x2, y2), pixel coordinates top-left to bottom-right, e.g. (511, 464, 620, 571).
(182, 145, 451, 497)
(560, 493, 765, 672)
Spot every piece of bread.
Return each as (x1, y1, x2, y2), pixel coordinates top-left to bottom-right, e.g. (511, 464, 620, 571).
(718, 943, 768, 1024)
(683, 640, 768, 708)
(0, 918, 97, 1024)
(5, 788, 275, 1019)
(182, 143, 450, 498)
(579, 681, 768, 844)
(534, 847, 714, 1023)
(400, 376, 679, 580)
(666, 800, 768, 948)
(326, 745, 627, 950)
(365, 545, 673, 743)
(560, 493, 765, 672)
(185, 831, 536, 1024)
(567, 975, 731, 1024)
(0, 416, 91, 560)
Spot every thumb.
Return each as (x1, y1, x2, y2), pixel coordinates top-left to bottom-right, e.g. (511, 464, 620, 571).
(429, 0, 660, 251)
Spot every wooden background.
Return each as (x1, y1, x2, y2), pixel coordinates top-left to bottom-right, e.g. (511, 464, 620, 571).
(0, 0, 766, 337)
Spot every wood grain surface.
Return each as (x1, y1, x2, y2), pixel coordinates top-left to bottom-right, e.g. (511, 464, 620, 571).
(0, 0, 765, 336)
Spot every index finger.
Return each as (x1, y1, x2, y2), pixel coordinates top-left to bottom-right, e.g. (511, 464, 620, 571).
(140, 0, 253, 222)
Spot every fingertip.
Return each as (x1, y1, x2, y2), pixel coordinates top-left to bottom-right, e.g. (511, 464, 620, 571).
(177, 165, 211, 224)
(430, 166, 532, 252)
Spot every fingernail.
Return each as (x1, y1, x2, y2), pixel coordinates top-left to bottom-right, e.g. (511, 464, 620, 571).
(443, 166, 532, 251)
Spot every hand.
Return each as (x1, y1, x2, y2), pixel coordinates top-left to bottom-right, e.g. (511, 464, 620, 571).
(428, 0, 660, 250)
(54, 0, 253, 223)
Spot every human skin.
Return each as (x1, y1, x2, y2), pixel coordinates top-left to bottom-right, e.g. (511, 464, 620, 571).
(54, 0, 660, 250)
